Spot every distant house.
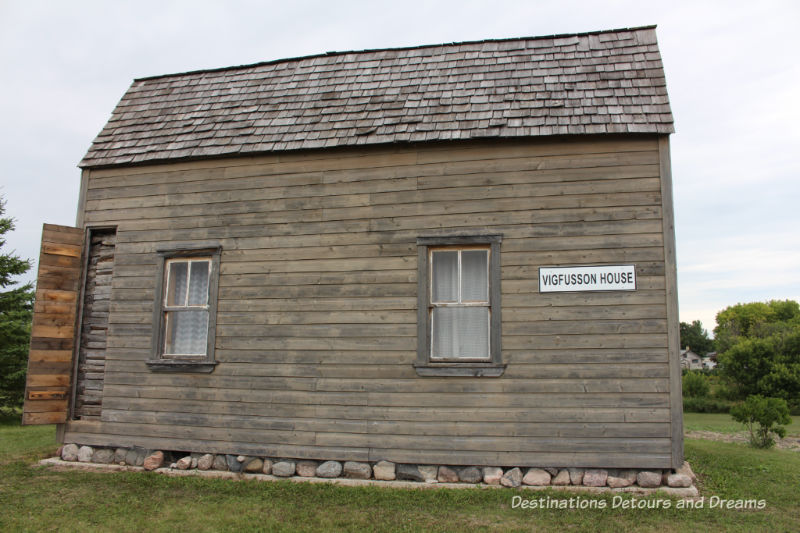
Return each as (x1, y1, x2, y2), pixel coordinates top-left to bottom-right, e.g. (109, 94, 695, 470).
(23, 26, 684, 471)
(702, 352, 717, 370)
(681, 349, 703, 370)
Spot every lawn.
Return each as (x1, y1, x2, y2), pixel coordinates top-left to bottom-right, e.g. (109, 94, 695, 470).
(683, 412, 798, 436)
(1, 416, 798, 532)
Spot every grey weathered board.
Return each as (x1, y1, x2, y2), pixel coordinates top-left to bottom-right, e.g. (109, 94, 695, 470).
(73, 229, 116, 420)
(65, 136, 682, 468)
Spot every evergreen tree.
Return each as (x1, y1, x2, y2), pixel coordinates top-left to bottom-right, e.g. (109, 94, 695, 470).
(0, 197, 34, 414)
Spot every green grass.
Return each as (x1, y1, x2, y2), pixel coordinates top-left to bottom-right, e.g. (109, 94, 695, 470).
(684, 412, 798, 436)
(0, 419, 798, 532)
(0, 418, 58, 464)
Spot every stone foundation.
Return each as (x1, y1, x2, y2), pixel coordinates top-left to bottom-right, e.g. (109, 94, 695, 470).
(56, 443, 696, 490)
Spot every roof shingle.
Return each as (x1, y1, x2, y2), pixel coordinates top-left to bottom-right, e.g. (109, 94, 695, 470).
(80, 26, 673, 168)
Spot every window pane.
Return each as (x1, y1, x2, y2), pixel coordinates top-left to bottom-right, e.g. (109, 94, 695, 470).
(461, 250, 488, 301)
(188, 261, 210, 306)
(164, 310, 209, 355)
(432, 251, 458, 302)
(431, 307, 489, 359)
(166, 261, 188, 306)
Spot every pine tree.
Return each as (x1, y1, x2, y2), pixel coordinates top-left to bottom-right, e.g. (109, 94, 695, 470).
(0, 197, 34, 415)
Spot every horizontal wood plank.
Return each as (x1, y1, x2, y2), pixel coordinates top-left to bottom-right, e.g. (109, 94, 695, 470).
(65, 136, 677, 467)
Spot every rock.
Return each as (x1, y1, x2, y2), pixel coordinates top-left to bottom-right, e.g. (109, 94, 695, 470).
(237, 455, 246, 463)
(226, 455, 243, 473)
(244, 458, 264, 473)
(197, 454, 214, 470)
(296, 460, 319, 477)
(583, 469, 608, 487)
(418, 465, 438, 482)
(437, 466, 459, 483)
(552, 469, 571, 486)
(262, 459, 273, 475)
(544, 467, 559, 477)
(61, 444, 79, 462)
(114, 448, 128, 464)
(667, 473, 693, 488)
(483, 467, 503, 485)
(170, 463, 177, 469)
(568, 468, 585, 485)
(458, 466, 482, 484)
(143, 451, 164, 471)
(607, 469, 637, 488)
(373, 461, 395, 480)
(124, 449, 138, 466)
(272, 461, 296, 477)
(124, 449, 144, 467)
(176, 456, 193, 470)
(316, 460, 342, 478)
(607, 476, 631, 488)
(344, 461, 372, 479)
(677, 461, 696, 482)
(136, 451, 148, 467)
(191, 458, 198, 469)
(77, 446, 94, 463)
(522, 468, 551, 486)
(213, 455, 228, 471)
(396, 464, 425, 482)
(637, 470, 662, 488)
(501, 467, 522, 488)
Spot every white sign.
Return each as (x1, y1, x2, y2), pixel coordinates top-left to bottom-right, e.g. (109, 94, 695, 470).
(539, 265, 636, 292)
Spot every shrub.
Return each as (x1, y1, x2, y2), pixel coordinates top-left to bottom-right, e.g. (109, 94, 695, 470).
(683, 396, 733, 413)
(730, 395, 792, 448)
(682, 371, 710, 397)
(717, 321, 800, 401)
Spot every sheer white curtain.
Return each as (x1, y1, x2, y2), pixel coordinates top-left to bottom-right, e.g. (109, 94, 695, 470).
(431, 249, 489, 359)
(164, 259, 210, 355)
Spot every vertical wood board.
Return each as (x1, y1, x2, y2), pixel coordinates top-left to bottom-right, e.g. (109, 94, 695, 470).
(22, 224, 83, 425)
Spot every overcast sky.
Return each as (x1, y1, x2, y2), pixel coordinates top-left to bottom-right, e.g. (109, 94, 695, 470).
(1, 0, 798, 336)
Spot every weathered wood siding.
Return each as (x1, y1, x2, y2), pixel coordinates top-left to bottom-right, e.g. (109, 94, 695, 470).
(23, 224, 83, 425)
(64, 136, 679, 468)
(73, 229, 116, 420)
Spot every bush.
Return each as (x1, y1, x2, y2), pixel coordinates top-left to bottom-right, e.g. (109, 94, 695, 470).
(730, 395, 792, 448)
(712, 382, 740, 401)
(682, 371, 710, 397)
(683, 396, 733, 413)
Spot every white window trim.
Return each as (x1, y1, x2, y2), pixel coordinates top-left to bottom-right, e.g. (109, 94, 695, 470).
(162, 257, 211, 358)
(429, 247, 491, 362)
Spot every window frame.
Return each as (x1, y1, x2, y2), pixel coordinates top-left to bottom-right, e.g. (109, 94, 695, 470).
(147, 244, 221, 373)
(415, 235, 504, 377)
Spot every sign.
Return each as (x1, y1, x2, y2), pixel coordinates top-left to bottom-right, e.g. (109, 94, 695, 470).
(539, 265, 636, 293)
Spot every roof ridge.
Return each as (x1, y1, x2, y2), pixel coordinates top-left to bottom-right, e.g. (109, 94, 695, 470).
(134, 25, 658, 82)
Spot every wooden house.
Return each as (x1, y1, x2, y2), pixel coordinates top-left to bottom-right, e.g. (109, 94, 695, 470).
(680, 349, 703, 371)
(23, 26, 684, 472)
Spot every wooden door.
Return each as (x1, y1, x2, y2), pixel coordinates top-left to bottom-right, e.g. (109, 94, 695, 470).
(22, 224, 83, 425)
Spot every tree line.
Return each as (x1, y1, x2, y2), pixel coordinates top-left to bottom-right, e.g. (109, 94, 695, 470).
(681, 300, 800, 407)
(0, 197, 34, 417)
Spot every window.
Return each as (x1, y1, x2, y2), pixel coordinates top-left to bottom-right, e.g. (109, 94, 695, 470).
(147, 245, 221, 372)
(416, 235, 504, 376)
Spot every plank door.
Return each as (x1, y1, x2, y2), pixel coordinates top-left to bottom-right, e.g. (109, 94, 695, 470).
(22, 224, 84, 425)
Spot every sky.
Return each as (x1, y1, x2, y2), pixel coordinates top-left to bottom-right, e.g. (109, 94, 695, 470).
(1, 0, 798, 336)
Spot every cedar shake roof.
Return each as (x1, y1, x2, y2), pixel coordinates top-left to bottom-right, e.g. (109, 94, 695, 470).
(80, 26, 673, 168)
